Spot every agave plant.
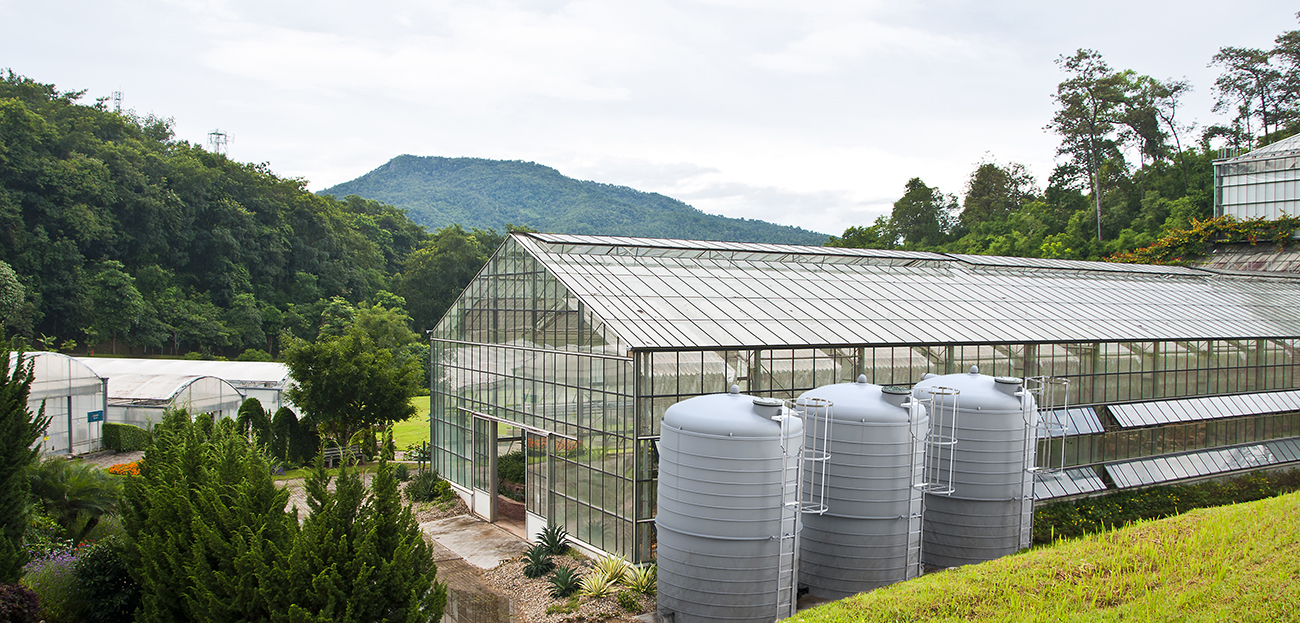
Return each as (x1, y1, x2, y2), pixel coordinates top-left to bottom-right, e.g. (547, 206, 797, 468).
(549, 565, 580, 598)
(591, 553, 630, 585)
(577, 569, 619, 598)
(538, 523, 570, 556)
(522, 544, 555, 578)
(622, 563, 656, 595)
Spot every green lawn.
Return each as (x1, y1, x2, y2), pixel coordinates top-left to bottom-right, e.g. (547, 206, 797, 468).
(792, 491, 1300, 622)
(391, 394, 431, 449)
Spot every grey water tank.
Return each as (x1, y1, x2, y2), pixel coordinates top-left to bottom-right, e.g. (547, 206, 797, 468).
(913, 367, 1036, 568)
(656, 387, 803, 623)
(797, 377, 928, 599)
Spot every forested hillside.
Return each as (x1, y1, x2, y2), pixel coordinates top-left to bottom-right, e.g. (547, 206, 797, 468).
(321, 155, 828, 245)
(0, 71, 500, 355)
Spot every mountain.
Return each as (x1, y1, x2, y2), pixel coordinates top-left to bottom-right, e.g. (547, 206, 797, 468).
(320, 155, 829, 244)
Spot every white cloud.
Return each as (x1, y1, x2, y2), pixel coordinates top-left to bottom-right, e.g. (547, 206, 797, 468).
(750, 19, 968, 74)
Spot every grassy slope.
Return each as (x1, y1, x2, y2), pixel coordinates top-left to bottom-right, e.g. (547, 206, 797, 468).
(793, 491, 1300, 623)
(391, 395, 431, 449)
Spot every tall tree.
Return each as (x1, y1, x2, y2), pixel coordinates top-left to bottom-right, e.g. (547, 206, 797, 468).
(0, 261, 22, 334)
(0, 351, 50, 583)
(1210, 46, 1284, 142)
(889, 178, 956, 248)
(1049, 49, 1128, 242)
(960, 161, 1038, 230)
(283, 328, 419, 450)
(397, 225, 500, 332)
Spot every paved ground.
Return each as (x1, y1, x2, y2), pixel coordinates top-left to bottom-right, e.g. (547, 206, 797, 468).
(420, 515, 532, 623)
(420, 515, 531, 569)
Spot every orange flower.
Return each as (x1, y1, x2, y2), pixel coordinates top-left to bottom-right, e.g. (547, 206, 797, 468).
(107, 461, 141, 476)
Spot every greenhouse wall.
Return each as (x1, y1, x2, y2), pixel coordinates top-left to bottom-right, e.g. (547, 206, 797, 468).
(1215, 135, 1300, 220)
(24, 352, 108, 456)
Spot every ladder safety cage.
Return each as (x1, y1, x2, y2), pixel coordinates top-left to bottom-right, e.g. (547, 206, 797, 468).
(1025, 376, 1070, 474)
(914, 386, 960, 497)
(791, 396, 833, 516)
(903, 390, 927, 581)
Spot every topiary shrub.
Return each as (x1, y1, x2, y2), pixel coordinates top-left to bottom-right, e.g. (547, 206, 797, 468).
(0, 583, 40, 623)
(73, 535, 139, 623)
(101, 423, 150, 452)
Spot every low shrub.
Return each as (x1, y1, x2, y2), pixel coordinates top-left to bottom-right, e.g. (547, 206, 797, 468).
(405, 469, 441, 503)
(498, 450, 525, 484)
(577, 570, 619, 598)
(434, 479, 453, 501)
(0, 583, 40, 623)
(548, 566, 580, 598)
(22, 550, 84, 623)
(545, 595, 581, 615)
(591, 554, 629, 585)
(616, 590, 641, 612)
(522, 544, 555, 579)
(395, 463, 410, 482)
(101, 423, 149, 452)
(73, 535, 139, 623)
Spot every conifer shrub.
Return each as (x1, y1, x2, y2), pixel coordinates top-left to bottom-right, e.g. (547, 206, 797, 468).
(72, 535, 138, 623)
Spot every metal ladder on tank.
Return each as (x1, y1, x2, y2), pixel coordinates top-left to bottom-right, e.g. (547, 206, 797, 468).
(770, 397, 830, 622)
(912, 386, 960, 574)
(1023, 377, 1069, 549)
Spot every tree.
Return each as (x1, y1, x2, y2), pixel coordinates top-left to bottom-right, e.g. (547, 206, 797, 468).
(1211, 46, 1285, 142)
(283, 328, 419, 450)
(826, 217, 897, 250)
(960, 161, 1038, 230)
(0, 261, 22, 334)
(397, 225, 498, 332)
(272, 453, 445, 622)
(890, 178, 957, 248)
(236, 397, 271, 449)
(86, 260, 145, 354)
(0, 351, 50, 583)
(122, 410, 297, 623)
(1049, 49, 1129, 242)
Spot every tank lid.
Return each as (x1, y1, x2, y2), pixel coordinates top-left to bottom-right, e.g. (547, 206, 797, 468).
(752, 397, 783, 407)
(881, 386, 910, 395)
(994, 376, 1022, 385)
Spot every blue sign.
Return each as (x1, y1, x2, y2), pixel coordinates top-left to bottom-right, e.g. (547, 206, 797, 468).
(87, 410, 104, 423)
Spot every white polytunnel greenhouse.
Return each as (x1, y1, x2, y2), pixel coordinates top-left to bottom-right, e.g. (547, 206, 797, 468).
(429, 232, 1300, 573)
(76, 358, 291, 414)
(87, 372, 245, 430)
(16, 352, 109, 456)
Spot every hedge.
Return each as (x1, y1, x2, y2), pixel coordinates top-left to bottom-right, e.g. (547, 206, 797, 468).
(1034, 467, 1300, 544)
(102, 423, 150, 452)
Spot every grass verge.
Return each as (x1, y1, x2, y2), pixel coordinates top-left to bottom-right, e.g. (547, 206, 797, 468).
(391, 395, 431, 449)
(792, 491, 1300, 622)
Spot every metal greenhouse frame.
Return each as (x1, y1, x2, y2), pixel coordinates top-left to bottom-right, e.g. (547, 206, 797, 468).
(430, 233, 1300, 563)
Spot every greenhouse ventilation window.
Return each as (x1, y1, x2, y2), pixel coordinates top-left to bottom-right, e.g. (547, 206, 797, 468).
(1104, 437, 1300, 488)
(1108, 390, 1300, 428)
(1033, 467, 1107, 500)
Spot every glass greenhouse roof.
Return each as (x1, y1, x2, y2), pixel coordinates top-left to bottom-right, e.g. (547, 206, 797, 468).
(514, 233, 1300, 352)
(1037, 407, 1104, 437)
(1104, 436, 1300, 488)
(1109, 390, 1300, 428)
(1225, 133, 1300, 162)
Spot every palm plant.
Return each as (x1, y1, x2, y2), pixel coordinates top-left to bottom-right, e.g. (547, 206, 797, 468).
(28, 459, 121, 545)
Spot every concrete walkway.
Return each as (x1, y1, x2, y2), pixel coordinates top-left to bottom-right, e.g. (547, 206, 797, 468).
(420, 515, 530, 569)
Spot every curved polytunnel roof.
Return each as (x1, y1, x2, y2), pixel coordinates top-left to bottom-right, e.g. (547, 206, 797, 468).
(78, 358, 290, 389)
(507, 233, 1300, 351)
(12, 352, 105, 400)
(104, 373, 243, 406)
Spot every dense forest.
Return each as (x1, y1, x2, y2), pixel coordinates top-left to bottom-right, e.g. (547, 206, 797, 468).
(0, 71, 502, 356)
(829, 18, 1300, 262)
(321, 155, 828, 245)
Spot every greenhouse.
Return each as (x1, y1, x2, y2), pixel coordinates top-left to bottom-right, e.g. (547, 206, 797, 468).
(77, 357, 292, 414)
(429, 233, 1300, 564)
(18, 352, 109, 456)
(84, 370, 246, 430)
(1215, 132, 1300, 221)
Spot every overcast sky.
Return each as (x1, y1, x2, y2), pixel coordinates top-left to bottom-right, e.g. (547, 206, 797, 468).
(2, 1, 1295, 236)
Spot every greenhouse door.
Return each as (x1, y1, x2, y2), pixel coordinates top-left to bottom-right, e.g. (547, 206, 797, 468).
(471, 414, 498, 522)
(524, 431, 551, 540)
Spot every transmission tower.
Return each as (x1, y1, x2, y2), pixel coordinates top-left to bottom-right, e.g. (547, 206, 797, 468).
(110, 91, 122, 113)
(207, 130, 229, 155)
